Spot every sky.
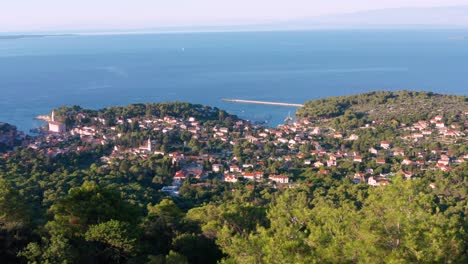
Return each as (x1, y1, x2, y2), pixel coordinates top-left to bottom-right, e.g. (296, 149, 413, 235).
(1, 0, 468, 32)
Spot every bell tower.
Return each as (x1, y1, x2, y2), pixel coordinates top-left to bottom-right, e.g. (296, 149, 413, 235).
(147, 138, 152, 152)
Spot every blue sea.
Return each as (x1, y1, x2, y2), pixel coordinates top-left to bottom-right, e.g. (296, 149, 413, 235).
(1, 30, 467, 132)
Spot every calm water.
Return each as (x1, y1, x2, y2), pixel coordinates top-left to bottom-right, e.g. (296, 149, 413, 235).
(1, 30, 467, 131)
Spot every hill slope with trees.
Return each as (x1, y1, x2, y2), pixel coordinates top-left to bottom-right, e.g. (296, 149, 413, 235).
(296, 91, 467, 124)
(0, 97, 466, 263)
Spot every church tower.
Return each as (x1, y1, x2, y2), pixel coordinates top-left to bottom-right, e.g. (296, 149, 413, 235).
(48, 110, 66, 133)
(147, 138, 152, 152)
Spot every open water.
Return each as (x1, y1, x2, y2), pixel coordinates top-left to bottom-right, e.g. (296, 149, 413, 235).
(0, 29, 467, 131)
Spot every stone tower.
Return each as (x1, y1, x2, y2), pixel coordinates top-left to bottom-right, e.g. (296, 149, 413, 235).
(147, 138, 152, 152)
(48, 110, 66, 133)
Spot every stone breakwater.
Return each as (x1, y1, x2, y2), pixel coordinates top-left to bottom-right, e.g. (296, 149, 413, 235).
(222, 99, 303, 107)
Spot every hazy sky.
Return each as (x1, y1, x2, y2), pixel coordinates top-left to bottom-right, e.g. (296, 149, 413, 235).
(1, 0, 468, 32)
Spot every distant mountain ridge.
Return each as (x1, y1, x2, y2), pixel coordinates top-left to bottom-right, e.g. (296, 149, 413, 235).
(285, 5, 468, 29)
(6, 5, 468, 35)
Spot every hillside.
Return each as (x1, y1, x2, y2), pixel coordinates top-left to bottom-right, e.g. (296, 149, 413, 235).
(0, 93, 466, 263)
(296, 91, 467, 124)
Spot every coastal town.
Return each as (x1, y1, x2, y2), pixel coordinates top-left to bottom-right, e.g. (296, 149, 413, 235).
(1, 92, 466, 263)
(2, 1, 467, 258)
(2, 98, 466, 197)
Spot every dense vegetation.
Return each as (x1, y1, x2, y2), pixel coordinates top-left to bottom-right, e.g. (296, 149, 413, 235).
(297, 91, 467, 127)
(0, 98, 466, 263)
(0, 123, 19, 152)
(1, 152, 465, 263)
(54, 102, 236, 129)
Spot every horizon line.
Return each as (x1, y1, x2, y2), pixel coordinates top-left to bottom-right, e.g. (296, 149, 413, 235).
(2, 24, 468, 37)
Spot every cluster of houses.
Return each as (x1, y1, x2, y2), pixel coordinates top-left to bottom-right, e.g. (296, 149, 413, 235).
(11, 108, 466, 189)
(222, 164, 289, 184)
(402, 115, 466, 141)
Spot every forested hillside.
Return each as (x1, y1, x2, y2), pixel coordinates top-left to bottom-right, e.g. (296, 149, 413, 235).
(0, 97, 466, 263)
(297, 91, 467, 124)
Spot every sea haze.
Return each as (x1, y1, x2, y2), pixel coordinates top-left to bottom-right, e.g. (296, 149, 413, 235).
(0, 29, 467, 132)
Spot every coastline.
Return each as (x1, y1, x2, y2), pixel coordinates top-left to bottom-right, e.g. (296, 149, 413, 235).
(35, 115, 51, 122)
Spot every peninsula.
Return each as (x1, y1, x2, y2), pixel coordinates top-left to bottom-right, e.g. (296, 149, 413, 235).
(0, 34, 75, 40)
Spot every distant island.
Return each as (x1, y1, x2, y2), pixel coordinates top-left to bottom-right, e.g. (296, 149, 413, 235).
(0, 91, 466, 263)
(0, 34, 75, 40)
(449, 36, 468, 40)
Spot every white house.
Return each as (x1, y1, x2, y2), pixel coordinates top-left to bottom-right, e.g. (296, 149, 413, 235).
(268, 174, 289, 184)
(212, 164, 223, 173)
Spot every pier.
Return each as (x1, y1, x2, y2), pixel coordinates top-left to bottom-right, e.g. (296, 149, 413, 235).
(222, 99, 303, 107)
